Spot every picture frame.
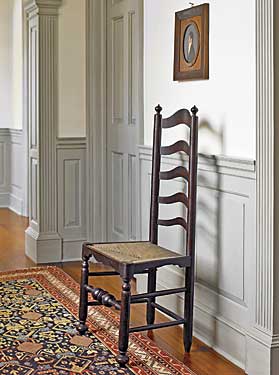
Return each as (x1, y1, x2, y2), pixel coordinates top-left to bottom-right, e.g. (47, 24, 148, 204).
(173, 3, 209, 81)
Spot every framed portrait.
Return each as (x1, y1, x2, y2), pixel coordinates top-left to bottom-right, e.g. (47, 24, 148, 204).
(173, 4, 209, 81)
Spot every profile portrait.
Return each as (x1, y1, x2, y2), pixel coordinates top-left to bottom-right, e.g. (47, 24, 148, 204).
(173, 3, 209, 81)
(183, 23, 200, 65)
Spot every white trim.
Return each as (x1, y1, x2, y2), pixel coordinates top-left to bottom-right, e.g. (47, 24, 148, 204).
(56, 137, 87, 149)
(86, 0, 107, 243)
(138, 145, 256, 179)
(86, 0, 144, 243)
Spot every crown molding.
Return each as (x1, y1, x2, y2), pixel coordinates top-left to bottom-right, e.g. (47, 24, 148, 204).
(24, 0, 62, 17)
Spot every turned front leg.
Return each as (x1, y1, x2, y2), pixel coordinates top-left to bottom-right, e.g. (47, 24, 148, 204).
(116, 277, 132, 366)
(77, 255, 90, 334)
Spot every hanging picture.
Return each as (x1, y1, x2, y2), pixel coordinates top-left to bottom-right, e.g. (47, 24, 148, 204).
(173, 3, 209, 81)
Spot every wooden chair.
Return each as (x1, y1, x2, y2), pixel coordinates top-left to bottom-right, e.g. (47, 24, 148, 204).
(77, 104, 199, 366)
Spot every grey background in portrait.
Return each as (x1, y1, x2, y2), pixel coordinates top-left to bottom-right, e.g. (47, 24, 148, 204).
(183, 23, 200, 64)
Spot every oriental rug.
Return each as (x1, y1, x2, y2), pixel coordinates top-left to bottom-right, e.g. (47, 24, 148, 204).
(0, 266, 195, 375)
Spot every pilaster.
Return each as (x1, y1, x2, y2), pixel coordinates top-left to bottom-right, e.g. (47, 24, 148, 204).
(24, 0, 62, 263)
(247, 0, 279, 373)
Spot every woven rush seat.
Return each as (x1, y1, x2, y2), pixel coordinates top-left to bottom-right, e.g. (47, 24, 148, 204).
(88, 242, 185, 264)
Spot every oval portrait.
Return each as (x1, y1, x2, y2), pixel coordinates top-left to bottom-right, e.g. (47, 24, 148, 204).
(183, 22, 200, 66)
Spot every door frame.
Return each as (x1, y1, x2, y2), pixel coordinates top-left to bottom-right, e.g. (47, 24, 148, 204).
(86, 0, 144, 243)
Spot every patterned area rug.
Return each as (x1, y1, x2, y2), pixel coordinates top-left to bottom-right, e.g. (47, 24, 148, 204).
(0, 267, 195, 375)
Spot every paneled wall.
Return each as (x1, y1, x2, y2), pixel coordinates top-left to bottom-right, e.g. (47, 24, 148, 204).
(137, 145, 256, 369)
(0, 129, 86, 261)
(0, 129, 26, 215)
(57, 138, 87, 261)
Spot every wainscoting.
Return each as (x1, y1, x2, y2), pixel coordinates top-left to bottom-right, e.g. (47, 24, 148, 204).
(57, 138, 87, 261)
(137, 145, 256, 369)
(0, 130, 86, 262)
(0, 129, 26, 216)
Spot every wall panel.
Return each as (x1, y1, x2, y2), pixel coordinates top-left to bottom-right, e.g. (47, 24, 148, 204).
(57, 138, 86, 261)
(137, 145, 256, 369)
(0, 129, 25, 215)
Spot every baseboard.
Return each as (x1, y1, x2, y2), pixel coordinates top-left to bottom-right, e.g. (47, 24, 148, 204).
(136, 273, 246, 370)
(9, 194, 24, 216)
(61, 239, 85, 262)
(25, 227, 62, 263)
(0, 193, 25, 216)
(0, 193, 9, 207)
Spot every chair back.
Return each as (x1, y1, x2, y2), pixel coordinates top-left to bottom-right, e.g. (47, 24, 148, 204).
(149, 105, 199, 257)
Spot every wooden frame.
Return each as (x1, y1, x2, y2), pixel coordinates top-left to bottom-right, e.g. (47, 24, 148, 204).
(173, 3, 209, 81)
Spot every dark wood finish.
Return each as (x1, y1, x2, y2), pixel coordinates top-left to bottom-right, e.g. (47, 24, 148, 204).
(129, 319, 186, 333)
(174, 4, 209, 81)
(159, 192, 188, 207)
(131, 287, 187, 301)
(0, 208, 245, 375)
(161, 140, 190, 156)
(117, 277, 132, 366)
(185, 105, 199, 351)
(149, 104, 163, 245)
(77, 253, 90, 334)
(146, 268, 157, 324)
(85, 285, 121, 310)
(77, 104, 200, 365)
(159, 166, 189, 181)
(158, 217, 188, 231)
(162, 108, 192, 128)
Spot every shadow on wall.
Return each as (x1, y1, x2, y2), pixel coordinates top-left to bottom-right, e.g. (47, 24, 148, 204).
(194, 119, 225, 348)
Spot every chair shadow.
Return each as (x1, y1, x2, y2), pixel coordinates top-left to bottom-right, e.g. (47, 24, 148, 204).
(191, 119, 225, 352)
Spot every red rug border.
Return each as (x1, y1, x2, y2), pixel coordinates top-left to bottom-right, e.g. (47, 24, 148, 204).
(0, 266, 197, 375)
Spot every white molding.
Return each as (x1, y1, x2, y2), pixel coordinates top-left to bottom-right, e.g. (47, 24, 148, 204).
(255, 0, 274, 334)
(9, 194, 24, 216)
(0, 193, 9, 208)
(138, 145, 256, 179)
(247, 1, 279, 373)
(138, 146, 256, 370)
(0, 129, 26, 216)
(61, 239, 87, 262)
(24, 0, 62, 262)
(56, 137, 87, 149)
(86, 0, 107, 243)
(57, 141, 87, 260)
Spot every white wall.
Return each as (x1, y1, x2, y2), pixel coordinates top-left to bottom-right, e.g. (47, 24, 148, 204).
(144, 0, 256, 159)
(12, 0, 23, 130)
(58, 0, 86, 138)
(0, 0, 23, 130)
(0, 1, 13, 129)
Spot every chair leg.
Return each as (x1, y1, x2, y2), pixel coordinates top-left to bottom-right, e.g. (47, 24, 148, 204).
(146, 268, 157, 325)
(116, 277, 132, 367)
(184, 266, 194, 352)
(77, 255, 90, 335)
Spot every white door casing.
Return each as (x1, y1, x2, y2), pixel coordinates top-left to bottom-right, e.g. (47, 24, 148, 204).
(106, 0, 143, 242)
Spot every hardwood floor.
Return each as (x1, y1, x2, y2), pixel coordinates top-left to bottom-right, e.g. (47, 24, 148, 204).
(0, 208, 245, 375)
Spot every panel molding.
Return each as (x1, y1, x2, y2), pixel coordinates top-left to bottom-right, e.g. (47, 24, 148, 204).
(138, 145, 256, 370)
(246, 0, 279, 373)
(57, 138, 87, 261)
(86, 0, 107, 243)
(24, 0, 63, 263)
(0, 129, 26, 216)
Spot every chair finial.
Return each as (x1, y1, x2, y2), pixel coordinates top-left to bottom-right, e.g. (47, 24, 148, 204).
(155, 104, 162, 114)
(191, 105, 198, 116)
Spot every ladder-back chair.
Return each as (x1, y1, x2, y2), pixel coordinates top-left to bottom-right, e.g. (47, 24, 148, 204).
(77, 104, 199, 366)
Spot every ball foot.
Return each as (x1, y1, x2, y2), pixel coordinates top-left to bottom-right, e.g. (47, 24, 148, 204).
(76, 322, 88, 335)
(116, 353, 129, 367)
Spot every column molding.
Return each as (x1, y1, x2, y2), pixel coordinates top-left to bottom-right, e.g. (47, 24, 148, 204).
(86, 0, 107, 243)
(246, 0, 279, 373)
(24, 0, 62, 263)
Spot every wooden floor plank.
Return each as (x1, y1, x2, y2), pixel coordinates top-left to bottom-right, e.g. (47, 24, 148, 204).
(0, 208, 245, 375)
